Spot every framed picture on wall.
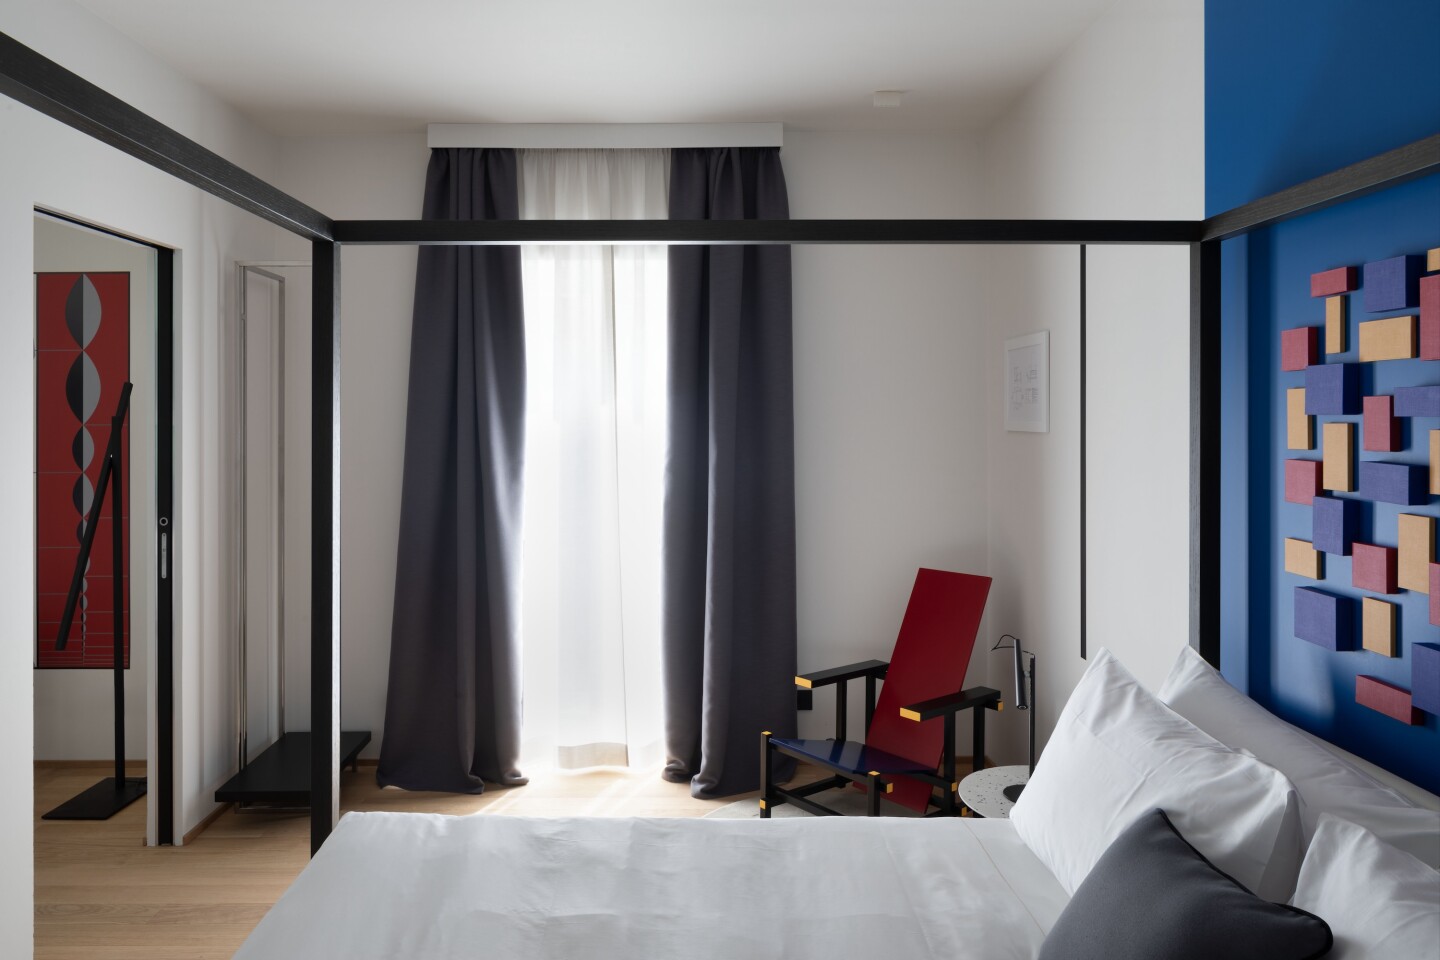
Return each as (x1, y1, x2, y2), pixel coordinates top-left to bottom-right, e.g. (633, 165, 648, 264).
(35, 271, 131, 669)
(1004, 330, 1049, 433)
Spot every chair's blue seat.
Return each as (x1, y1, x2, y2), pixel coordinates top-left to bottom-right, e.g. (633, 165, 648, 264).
(769, 738, 933, 776)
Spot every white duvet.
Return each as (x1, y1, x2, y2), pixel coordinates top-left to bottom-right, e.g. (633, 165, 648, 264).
(235, 812, 1068, 959)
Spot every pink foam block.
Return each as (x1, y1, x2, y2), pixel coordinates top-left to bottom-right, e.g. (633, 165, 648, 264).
(1362, 396, 1400, 452)
(1281, 327, 1319, 372)
(1311, 266, 1358, 298)
(1432, 563, 1439, 627)
(1355, 675, 1420, 725)
(1421, 274, 1439, 360)
(1284, 459, 1321, 505)
(1352, 542, 1398, 594)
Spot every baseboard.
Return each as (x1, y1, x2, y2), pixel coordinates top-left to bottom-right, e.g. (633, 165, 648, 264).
(183, 802, 231, 845)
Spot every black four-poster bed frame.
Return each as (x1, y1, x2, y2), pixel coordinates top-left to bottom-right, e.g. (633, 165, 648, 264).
(3, 29, 1437, 855)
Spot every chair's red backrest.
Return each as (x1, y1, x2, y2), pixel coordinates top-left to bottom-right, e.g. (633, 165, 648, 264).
(868, 568, 992, 812)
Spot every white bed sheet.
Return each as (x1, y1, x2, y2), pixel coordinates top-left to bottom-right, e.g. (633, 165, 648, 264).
(235, 812, 1069, 960)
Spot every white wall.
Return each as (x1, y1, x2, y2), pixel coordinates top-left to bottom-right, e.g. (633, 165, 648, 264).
(783, 131, 990, 741)
(32, 216, 154, 763)
(1, 3, 285, 949)
(979, 0, 1203, 761)
(269, 129, 991, 752)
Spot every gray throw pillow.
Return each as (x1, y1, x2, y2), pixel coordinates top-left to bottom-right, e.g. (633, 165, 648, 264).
(1039, 808, 1332, 960)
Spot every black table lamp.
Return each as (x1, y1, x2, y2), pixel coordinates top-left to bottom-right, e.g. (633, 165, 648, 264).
(995, 634, 1036, 803)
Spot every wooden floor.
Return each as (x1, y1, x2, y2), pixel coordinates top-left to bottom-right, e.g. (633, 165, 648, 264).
(34, 761, 741, 959)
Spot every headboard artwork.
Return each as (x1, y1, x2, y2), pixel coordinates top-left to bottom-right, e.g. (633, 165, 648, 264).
(1282, 244, 1440, 733)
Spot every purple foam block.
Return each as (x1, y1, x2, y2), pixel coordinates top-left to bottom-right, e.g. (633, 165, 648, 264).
(1363, 255, 1422, 313)
(1304, 363, 1361, 415)
(1312, 495, 1360, 556)
(1357, 461, 1428, 505)
(1294, 587, 1354, 651)
(1414, 644, 1440, 717)
(1393, 384, 1439, 419)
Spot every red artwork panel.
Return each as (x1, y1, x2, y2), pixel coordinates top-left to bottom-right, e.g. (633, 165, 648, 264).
(35, 272, 130, 669)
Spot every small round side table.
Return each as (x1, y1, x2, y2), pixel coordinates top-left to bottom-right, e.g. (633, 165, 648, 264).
(957, 764, 1030, 819)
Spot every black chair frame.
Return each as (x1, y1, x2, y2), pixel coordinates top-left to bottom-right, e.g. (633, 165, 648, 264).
(760, 658, 1001, 818)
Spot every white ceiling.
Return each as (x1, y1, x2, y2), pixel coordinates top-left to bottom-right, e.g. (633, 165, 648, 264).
(75, 0, 1119, 137)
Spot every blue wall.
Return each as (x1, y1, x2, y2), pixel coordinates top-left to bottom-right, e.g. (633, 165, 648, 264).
(1209, 0, 1440, 792)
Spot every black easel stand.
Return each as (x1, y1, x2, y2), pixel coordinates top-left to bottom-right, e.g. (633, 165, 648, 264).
(43, 382, 147, 821)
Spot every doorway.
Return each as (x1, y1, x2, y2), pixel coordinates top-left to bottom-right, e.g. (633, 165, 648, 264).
(32, 211, 176, 845)
(223, 262, 352, 803)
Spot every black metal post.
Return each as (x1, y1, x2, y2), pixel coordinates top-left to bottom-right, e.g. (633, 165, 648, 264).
(759, 730, 773, 819)
(310, 240, 341, 855)
(942, 714, 956, 816)
(972, 705, 986, 774)
(156, 246, 175, 844)
(835, 681, 847, 742)
(1028, 656, 1037, 777)
(111, 412, 125, 787)
(1079, 244, 1088, 659)
(1190, 240, 1222, 667)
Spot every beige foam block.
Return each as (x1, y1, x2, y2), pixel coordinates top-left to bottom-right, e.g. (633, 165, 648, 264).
(1284, 538, 1323, 579)
(1287, 388, 1314, 450)
(1398, 513, 1436, 593)
(1357, 315, 1416, 361)
(1362, 597, 1396, 657)
(1429, 247, 1440, 272)
(1323, 421, 1354, 491)
(1431, 430, 1439, 496)
(1325, 296, 1346, 354)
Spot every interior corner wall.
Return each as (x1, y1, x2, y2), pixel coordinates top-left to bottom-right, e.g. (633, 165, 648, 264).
(1208, 0, 1440, 792)
(978, 0, 1203, 763)
(1, 6, 286, 947)
(270, 128, 991, 754)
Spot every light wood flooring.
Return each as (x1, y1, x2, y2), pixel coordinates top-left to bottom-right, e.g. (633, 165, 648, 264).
(36, 757, 965, 958)
(34, 760, 741, 959)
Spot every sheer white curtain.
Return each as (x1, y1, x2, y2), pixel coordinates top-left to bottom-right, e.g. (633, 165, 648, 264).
(518, 149, 669, 770)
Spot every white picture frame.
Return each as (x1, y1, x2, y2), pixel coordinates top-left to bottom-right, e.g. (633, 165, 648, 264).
(1004, 330, 1049, 433)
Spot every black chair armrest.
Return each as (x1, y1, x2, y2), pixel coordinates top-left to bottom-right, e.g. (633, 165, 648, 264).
(795, 659, 889, 689)
(898, 686, 1002, 722)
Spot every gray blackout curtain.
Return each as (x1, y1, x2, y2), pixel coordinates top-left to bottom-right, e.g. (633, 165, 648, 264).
(378, 148, 528, 794)
(662, 147, 799, 798)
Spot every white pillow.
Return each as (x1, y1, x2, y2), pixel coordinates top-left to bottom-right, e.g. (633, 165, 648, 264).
(1011, 648, 1304, 902)
(1290, 815, 1440, 960)
(1157, 644, 1440, 867)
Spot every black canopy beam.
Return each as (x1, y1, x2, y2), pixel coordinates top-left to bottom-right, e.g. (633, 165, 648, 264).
(1201, 132, 1440, 242)
(0, 31, 333, 241)
(331, 218, 1201, 246)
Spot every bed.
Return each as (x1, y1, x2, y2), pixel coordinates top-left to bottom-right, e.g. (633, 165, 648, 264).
(234, 647, 1440, 960)
(234, 814, 1066, 959)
